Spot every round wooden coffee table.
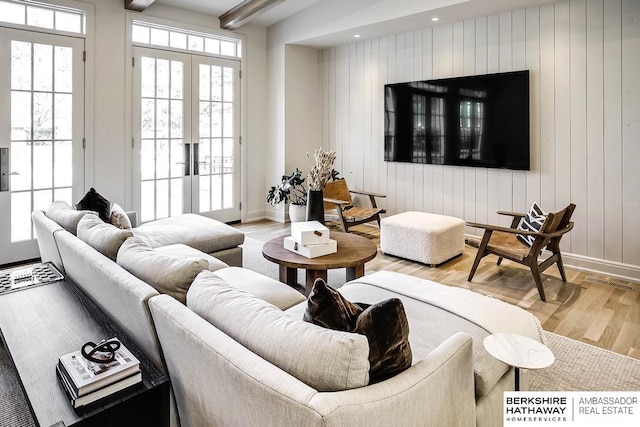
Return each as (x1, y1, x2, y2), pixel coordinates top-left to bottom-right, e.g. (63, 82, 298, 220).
(262, 231, 378, 295)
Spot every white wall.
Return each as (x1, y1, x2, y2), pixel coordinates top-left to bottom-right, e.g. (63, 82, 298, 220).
(319, 0, 640, 279)
(79, 0, 268, 222)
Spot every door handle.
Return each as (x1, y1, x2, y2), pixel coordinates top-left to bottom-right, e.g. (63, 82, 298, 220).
(1, 172, 19, 176)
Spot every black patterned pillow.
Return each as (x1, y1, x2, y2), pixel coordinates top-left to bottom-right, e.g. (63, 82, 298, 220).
(517, 202, 547, 246)
(76, 188, 111, 223)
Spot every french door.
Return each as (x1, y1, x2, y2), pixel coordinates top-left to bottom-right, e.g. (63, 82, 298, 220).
(132, 46, 240, 224)
(0, 28, 84, 265)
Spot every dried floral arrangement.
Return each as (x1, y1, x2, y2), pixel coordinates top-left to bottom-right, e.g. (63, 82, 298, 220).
(306, 148, 336, 191)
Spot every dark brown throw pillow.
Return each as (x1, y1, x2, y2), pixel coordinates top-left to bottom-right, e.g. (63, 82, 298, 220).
(303, 279, 412, 383)
(355, 298, 412, 383)
(303, 278, 364, 331)
(76, 188, 111, 223)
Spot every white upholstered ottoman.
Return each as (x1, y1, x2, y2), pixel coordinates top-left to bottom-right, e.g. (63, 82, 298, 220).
(380, 211, 465, 266)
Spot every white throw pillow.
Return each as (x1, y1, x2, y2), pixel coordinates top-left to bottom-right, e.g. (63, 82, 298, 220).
(45, 201, 97, 235)
(187, 271, 370, 392)
(109, 203, 132, 229)
(116, 237, 208, 304)
(77, 214, 133, 261)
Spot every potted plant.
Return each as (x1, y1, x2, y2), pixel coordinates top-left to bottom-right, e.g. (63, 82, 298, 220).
(267, 168, 308, 222)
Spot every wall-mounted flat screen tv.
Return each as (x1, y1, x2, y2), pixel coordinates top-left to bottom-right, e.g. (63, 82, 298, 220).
(384, 70, 530, 170)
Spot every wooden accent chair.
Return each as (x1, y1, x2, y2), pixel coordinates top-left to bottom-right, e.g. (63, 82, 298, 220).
(322, 179, 386, 233)
(466, 203, 576, 302)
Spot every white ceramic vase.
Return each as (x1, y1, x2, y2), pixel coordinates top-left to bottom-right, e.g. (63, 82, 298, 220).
(288, 204, 307, 223)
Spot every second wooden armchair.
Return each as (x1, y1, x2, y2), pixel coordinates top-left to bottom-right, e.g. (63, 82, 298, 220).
(466, 203, 576, 302)
(322, 179, 386, 233)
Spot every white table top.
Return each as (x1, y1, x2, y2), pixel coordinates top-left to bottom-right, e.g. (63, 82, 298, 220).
(483, 333, 555, 370)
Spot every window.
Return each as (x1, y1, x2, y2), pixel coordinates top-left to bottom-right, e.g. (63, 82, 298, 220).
(0, 0, 85, 34)
(132, 21, 241, 59)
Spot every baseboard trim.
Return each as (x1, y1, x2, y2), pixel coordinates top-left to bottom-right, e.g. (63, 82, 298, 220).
(562, 253, 640, 283)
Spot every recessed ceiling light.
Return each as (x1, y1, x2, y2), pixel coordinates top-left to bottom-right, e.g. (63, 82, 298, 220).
(354, 34, 361, 38)
(432, 17, 440, 22)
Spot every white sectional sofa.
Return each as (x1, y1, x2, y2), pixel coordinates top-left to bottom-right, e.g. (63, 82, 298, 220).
(32, 205, 547, 427)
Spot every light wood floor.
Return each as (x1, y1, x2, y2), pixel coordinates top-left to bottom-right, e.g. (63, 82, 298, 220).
(235, 220, 640, 361)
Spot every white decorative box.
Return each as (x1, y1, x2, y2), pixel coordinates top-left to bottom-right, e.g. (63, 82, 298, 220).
(291, 221, 330, 245)
(283, 236, 337, 258)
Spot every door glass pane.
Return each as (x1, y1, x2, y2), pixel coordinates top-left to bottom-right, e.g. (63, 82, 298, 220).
(171, 178, 183, 216)
(54, 140, 72, 187)
(156, 179, 169, 219)
(150, 28, 169, 46)
(211, 66, 221, 101)
(169, 32, 186, 50)
(141, 139, 154, 180)
(156, 59, 169, 98)
(34, 92, 53, 140)
(11, 192, 31, 242)
(11, 91, 31, 140)
(223, 67, 233, 102)
(199, 175, 210, 213)
(212, 174, 221, 210)
(10, 141, 31, 191)
(170, 100, 183, 138)
(199, 65, 210, 101)
(141, 180, 155, 222)
(199, 102, 210, 137)
(34, 43, 53, 91)
(199, 139, 210, 175)
(170, 61, 183, 99)
(11, 41, 31, 90)
(33, 189, 52, 212)
(170, 140, 184, 177)
(156, 99, 169, 138)
(222, 102, 233, 137)
(54, 46, 72, 92)
(211, 102, 221, 137)
(223, 174, 232, 208)
(54, 93, 72, 139)
(33, 141, 52, 188)
(141, 98, 155, 139)
(141, 57, 155, 97)
(156, 139, 169, 179)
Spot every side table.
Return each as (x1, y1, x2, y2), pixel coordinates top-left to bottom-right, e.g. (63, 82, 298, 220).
(483, 333, 554, 391)
(0, 278, 170, 427)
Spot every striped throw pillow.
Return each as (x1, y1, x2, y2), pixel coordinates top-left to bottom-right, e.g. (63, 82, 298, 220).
(517, 202, 547, 246)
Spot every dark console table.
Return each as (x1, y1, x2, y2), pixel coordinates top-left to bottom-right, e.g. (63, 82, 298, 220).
(0, 277, 170, 427)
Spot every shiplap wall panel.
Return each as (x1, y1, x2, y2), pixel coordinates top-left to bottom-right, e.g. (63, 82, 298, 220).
(603, 0, 623, 262)
(320, 0, 639, 271)
(621, 0, 640, 265)
(526, 7, 542, 219)
(554, 1, 573, 252)
(585, 0, 604, 260)
(512, 10, 528, 220)
(464, 19, 477, 235)
(569, 0, 588, 256)
(475, 17, 489, 236)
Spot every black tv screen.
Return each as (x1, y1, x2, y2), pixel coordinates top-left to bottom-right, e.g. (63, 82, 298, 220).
(384, 70, 530, 170)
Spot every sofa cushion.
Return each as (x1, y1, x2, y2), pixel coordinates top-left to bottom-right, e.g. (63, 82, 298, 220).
(133, 213, 244, 254)
(117, 237, 208, 304)
(76, 187, 111, 222)
(155, 244, 228, 272)
(187, 271, 370, 392)
(303, 279, 412, 383)
(303, 278, 363, 331)
(209, 267, 305, 310)
(45, 201, 97, 235)
(110, 203, 132, 229)
(354, 298, 412, 383)
(77, 214, 133, 261)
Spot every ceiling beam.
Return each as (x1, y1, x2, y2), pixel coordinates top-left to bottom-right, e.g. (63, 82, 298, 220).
(220, 0, 285, 30)
(124, 0, 156, 12)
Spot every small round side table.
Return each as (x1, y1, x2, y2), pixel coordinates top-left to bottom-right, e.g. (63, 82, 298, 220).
(483, 333, 554, 391)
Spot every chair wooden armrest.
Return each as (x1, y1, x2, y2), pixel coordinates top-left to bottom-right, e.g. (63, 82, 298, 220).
(497, 210, 526, 219)
(465, 221, 540, 236)
(349, 189, 387, 198)
(323, 196, 351, 206)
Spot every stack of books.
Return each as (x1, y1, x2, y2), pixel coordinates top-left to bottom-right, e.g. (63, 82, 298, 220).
(56, 338, 142, 408)
(284, 221, 337, 258)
